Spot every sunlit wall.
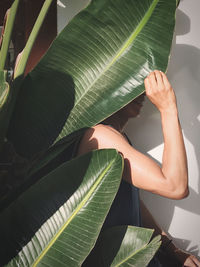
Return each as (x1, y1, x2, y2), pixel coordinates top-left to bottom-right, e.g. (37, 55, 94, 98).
(126, 0, 200, 257)
(57, 0, 200, 257)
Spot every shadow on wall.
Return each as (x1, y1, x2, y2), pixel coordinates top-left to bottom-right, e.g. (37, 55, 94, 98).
(57, 0, 90, 33)
(126, 8, 200, 255)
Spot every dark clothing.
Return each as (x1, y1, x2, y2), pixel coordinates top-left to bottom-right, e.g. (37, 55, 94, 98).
(103, 179, 141, 228)
(103, 130, 141, 229)
(102, 180, 161, 267)
(101, 127, 161, 266)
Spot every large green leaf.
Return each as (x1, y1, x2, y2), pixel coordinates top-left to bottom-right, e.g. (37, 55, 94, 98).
(0, 0, 53, 150)
(83, 226, 161, 267)
(0, 149, 123, 266)
(25, 128, 87, 181)
(8, 0, 176, 158)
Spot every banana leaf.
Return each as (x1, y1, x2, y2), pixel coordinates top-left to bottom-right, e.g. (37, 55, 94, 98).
(25, 128, 87, 180)
(83, 226, 161, 267)
(8, 0, 177, 158)
(0, 0, 20, 149)
(0, 149, 123, 266)
(14, 0, 54, 79)
(0, 0, 53, 150)
(0, 0, 20, 72)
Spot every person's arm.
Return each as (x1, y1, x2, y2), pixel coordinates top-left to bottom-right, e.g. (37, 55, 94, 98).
(140, 200, 200, 267)
(144, 70, 188, 199)
(77, 71, 188, 199)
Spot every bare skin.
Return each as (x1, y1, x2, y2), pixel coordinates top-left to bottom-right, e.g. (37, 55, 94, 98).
(77, 70, 200, 266)
(78, 70, 188, 199)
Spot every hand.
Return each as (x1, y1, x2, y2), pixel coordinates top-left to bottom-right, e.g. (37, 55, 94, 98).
(175, 249, 200, 267)
(144, 70, 177, 114)
(158, 244, 200, 267)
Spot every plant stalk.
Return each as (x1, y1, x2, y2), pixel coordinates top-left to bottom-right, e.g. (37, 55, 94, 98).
(14, 0, 53, 79)
(0, 0, 20, 71)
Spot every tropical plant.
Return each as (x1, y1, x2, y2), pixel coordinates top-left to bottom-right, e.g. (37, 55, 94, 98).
(0, 0, 177, 266)
(82, 225, 161, 267)
(0, 149, 124, 266)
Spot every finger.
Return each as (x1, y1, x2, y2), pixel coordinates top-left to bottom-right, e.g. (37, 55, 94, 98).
(184, 257, 199, 267)
(160, 71, 171, 89)
(144, 77, 151, 93)
(192, 256, 200, 266)
(148, 71, 157, 90)
(154, 70, 164, 89)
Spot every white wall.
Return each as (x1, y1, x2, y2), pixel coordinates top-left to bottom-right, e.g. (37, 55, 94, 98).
(57, 0, 90, 33)
(57, 0, 200, 257)
(126, 0, 200, 257)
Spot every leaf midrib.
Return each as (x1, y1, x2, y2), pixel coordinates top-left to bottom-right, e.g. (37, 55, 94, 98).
(73, 0, 159, 108)
(33, 155, 117, 266)
(113, 239, 160, 267)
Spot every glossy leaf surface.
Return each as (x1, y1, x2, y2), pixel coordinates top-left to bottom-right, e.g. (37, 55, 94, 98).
(83, 226, 161, 267)
(8, 0, 176, 157)
(0, 149, 123, 266)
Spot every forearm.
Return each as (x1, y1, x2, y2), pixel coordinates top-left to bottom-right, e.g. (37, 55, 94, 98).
(161, 107, 188, 198)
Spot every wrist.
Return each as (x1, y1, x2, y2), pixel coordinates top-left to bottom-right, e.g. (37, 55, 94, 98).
(160, 237, 188, 263)
(159, 106, 178, 117)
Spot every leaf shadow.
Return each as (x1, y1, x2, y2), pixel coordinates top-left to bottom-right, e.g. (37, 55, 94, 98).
(125, 8, 200, 256)
(8, 70, 76, 159)
(82, 226, 128, 267)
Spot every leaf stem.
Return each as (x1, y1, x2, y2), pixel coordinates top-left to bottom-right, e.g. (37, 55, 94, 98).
(0, 0, 20, 71)
(14, 0, 53, 79)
